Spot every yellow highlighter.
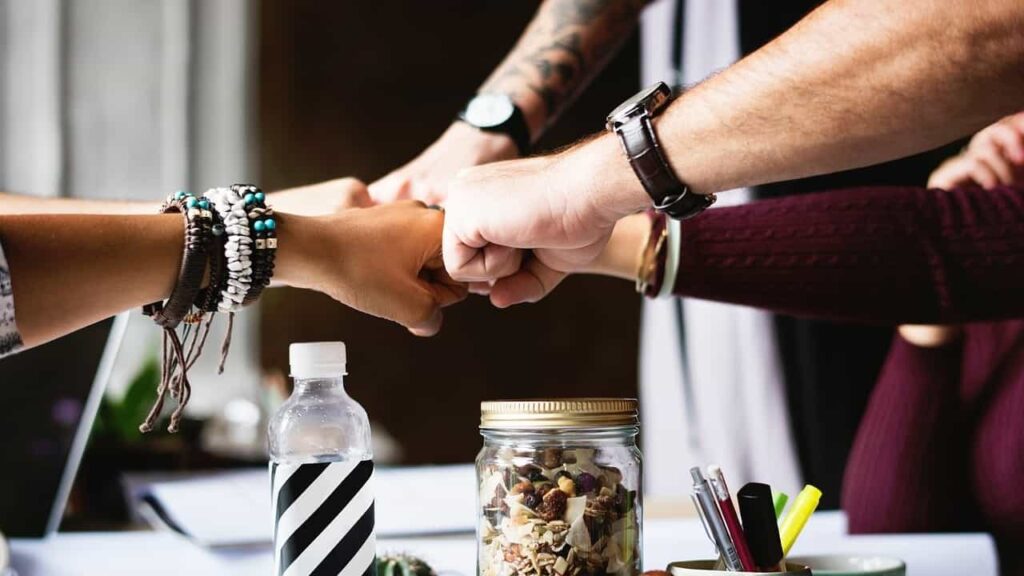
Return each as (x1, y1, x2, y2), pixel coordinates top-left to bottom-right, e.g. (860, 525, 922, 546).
(778, 484, 822, 556)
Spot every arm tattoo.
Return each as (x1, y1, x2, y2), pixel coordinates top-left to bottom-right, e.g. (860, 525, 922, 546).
(482, 0, 647, 130)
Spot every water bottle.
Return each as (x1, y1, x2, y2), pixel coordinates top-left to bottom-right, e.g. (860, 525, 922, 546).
(269, 342, 375, 576)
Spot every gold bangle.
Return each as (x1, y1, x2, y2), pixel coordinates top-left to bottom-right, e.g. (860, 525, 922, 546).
(636, 220, 668, 295)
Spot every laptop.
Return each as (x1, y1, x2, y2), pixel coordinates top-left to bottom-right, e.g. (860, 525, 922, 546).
(0, 313, 128, 537)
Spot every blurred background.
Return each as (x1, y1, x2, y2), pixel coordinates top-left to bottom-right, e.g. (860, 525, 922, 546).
(0, 0, 641, 528)
(0, 0, 966, 532)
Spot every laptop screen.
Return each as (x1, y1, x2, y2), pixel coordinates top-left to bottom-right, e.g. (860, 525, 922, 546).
(0, 316, 123, 537)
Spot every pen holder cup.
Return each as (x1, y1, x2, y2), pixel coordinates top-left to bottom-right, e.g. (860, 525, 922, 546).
(668, 560, 812, 575)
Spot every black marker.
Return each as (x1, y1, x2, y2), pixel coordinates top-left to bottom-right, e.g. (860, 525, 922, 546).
(737, 482, 787, 572)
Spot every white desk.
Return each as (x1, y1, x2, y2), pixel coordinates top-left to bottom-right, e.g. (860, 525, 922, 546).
(10, 513, 998, 576)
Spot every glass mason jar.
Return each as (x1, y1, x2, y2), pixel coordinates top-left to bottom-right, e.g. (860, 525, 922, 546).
(476, 399, 643, 576)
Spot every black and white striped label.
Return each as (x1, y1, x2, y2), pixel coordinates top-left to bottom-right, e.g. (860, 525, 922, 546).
(271, 460, 375, 576)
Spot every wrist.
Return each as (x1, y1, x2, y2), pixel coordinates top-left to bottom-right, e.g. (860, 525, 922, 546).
(446, 120, 520, 164)
(584, 213, 650, 280)
(563, 133, 651, 223)
(273, 213, 320, 290)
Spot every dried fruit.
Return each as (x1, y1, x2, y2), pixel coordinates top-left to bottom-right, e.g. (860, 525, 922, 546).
(575, 472, 597, 495)
(541, 448, 563, 469)
(516, 464, 542, 479)
(539, 487, 568, 521)
(523, 492, 541, 509)
(511, 480, 535, 495)
(528, 469, 550, 482)
(503, 544, 522, 563)
(557, 476, 577, 496)
(479, 447, 639, 576)
(536, 481, 556, 498)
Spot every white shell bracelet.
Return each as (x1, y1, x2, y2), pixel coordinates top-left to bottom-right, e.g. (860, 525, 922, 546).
(203, 186, 253, 312)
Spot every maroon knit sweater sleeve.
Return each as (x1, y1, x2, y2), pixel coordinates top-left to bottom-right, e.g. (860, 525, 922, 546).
(672, 185, 1024, 324)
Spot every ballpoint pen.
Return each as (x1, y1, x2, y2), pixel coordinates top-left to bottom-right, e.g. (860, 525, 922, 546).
(738, 482, 786, 572)
(691, 467, 744, 571)
(779, 484, 822, 556)
(773, 491, 789, 520)
(707, 465, 756, 571)
(691, 493, 725, 565)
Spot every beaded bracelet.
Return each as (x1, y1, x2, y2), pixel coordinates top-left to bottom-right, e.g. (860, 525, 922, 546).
(234, 185, 277, 307)
(143, 190, 214, 327)
(204, 186, 254, 313)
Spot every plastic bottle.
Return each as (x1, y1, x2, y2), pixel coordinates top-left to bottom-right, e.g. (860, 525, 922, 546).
(269, 342, 375, 575)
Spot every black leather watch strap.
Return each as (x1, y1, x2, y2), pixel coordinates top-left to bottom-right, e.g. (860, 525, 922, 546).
(618, 115, 715, 220)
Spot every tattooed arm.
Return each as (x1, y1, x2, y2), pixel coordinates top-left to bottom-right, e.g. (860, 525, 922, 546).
(370, 0, 648, 204)
(478, 0, 646, 138)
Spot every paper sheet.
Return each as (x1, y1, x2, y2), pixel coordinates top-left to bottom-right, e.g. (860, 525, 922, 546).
(140, 464, 477, 546)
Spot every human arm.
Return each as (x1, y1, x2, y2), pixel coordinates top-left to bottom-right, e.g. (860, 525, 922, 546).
(566, 185, 1024, 325)
(0, 177, 372, 216)
(369, 0, 647, 204)
(444, 0, 1024, 290)
(0, 202, 464, 351)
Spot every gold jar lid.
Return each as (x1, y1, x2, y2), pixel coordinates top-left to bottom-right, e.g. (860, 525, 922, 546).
(480, 398, 639, 430)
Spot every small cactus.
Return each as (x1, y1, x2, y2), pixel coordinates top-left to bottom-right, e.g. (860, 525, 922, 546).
(377, 553, 437, 576)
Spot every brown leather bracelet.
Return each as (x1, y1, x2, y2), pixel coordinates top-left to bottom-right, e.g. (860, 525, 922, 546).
(143, 192, 214, 328)
(195, 211, 227, 314)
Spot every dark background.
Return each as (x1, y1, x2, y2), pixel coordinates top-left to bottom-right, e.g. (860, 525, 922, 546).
(257, 0, 643, 465)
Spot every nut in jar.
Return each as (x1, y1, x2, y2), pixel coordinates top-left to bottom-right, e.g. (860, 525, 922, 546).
(477, 399, 642, 576)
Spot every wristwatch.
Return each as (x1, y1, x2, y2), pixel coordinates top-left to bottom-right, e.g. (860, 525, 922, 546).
(606, 82, 716, 220)
(458, 93, 531, 156)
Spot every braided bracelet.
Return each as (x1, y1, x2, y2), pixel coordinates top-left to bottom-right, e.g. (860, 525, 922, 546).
(143, 191, 214, 327)
(140, 190, 215, 433)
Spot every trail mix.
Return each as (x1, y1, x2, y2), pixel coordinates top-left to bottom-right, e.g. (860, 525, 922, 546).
(479, 447, 639, 576)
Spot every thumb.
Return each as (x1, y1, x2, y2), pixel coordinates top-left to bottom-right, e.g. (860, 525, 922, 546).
(369, 172, 412, 203)
(489, 256, 567, 308)
(346, 182, 374, 208)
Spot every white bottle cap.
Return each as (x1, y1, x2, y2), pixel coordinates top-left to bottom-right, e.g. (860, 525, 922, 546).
(289, 341, 347, 378)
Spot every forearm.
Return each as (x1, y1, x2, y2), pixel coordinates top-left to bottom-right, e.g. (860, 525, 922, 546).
(480, 0, 647, 137)
(670, 186, 1024, 324)
(591, 185, 1024, 324)
(0, 188, 330, 217)
(572, 0, 1024, 215)
(0, 214, 182, 347)
(0, 191, 153, 215)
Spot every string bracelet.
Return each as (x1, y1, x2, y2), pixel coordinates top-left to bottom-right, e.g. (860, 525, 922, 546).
(140, 190, 214, 433)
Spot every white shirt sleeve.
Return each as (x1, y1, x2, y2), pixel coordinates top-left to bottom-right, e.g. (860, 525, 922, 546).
(0, 239, 23, 358)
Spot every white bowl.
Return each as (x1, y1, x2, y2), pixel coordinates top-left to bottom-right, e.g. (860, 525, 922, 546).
(668, 560, 811, 575)
(787, 555, 906, 576)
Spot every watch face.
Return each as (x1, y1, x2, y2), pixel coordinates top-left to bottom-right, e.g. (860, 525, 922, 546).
(464, 93, 515, 128)
(606, 82, 672, 128)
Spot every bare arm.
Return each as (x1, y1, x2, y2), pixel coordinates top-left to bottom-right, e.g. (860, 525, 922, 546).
(479, 0, 647, 137)
(1, 214, 184, 347)
(369, 0, 648, 203)
(0, 191, 152, 214)
(583, 0, 1024, 207)
(1, 203, 465, 350)
(0, 178, 374, 216)
(443, 0, 1024, 299)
